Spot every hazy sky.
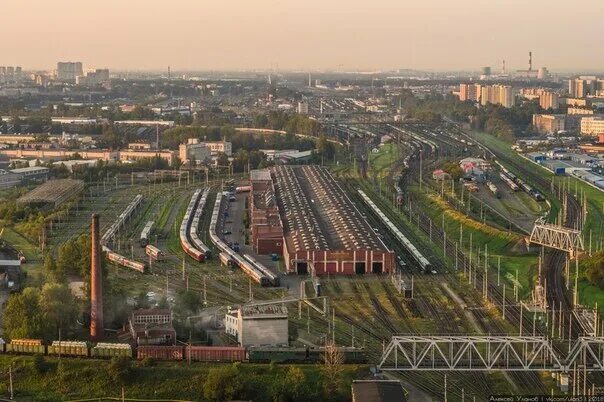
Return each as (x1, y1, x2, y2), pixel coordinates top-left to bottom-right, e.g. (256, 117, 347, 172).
(1, 0, 602, 72)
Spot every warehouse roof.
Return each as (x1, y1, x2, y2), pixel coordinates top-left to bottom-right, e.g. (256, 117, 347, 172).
(241, 304, 288, 317)
(17, 179, 84, 207)
(272, 165, 387, 253)
(250, 169, 272, 182)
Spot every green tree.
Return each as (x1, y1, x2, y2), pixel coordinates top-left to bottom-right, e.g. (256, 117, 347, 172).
(3, 288, 43, 339)
(43, 253, 64, 283)
(203, 364, 246, 401)
(40, 283, 78, 339)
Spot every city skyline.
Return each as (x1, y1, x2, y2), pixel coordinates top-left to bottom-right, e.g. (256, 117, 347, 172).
(1, 0, 603, 72)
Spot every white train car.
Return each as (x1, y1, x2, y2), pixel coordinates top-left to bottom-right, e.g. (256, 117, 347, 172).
(101, 194, 144, 246)
(140, 221, 154, 247)
(189, 188, 212, 258)
(358, 190, 431, 271)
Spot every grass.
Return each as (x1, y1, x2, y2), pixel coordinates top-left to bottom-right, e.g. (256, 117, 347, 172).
(368, 143, 398, 179)
(0, 355, 366, 401)
(469, 131, 604, 308)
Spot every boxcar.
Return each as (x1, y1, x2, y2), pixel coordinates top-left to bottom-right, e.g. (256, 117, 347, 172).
(137, 345, 184, 361)
(187, 346, 245, 362)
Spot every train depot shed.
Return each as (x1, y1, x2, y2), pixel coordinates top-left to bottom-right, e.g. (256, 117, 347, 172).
(272, 165, 394, 275)
(17, 179, 84, 208)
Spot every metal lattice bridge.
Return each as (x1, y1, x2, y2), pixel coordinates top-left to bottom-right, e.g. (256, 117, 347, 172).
(378, 336, 604, 372)
(529, 222, 584, 254)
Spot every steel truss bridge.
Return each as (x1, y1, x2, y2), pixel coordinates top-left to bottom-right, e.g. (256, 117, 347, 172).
(378, 336, 604, 372)
(529, 222, 584, 255)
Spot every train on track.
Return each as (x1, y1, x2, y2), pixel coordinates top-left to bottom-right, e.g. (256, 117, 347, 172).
(100, 194, 148, 273)
(139, 221, 154, 247)
(145, 244, 165, 261)
(496, 161, 545, 202)
(0, 339, 366, 364)
(180, 189, 212, 262)
(209, 193, 279, 287)
(358, 190, 431, 272)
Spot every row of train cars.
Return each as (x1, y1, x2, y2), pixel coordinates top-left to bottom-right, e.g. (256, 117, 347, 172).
(178, 186, 280, 287)
(100, 187, 281, 288)
(0, 339, 366, 364)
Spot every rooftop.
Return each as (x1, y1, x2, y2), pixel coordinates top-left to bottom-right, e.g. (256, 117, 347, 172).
(17, 179, 85, 206)
(272, 165, 386, 253)
(241, 304, 288, 317)
(250, 169, 272, 182)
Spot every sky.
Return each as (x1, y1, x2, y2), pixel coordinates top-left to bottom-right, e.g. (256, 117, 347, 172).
(1, 0, 602, 72)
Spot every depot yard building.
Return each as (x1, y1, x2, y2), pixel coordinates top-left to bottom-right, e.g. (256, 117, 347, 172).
(17, 179, 85, 208)
(272, 165, 394, 275)
(249, 169, 284, 254)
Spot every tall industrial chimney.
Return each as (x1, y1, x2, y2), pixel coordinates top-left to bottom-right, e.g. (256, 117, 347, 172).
(529, 51, 533, 71)
(90, 213, 104, 341)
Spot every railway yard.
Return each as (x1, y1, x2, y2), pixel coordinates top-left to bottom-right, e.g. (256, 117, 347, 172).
(3, 121, 604, 400)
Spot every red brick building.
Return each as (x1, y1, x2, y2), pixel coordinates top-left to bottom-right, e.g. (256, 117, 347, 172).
(272, 166, 394, 275)
(249, 170, 284, 255)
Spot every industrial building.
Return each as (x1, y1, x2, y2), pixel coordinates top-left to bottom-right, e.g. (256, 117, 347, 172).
(178, 138, 211, 165)
(225, 305, 289, 347)
(249, 169, 284, 255)
(272, 165, 394, 275)
(17, 179, 84, 208)
(128, 309, 176, 346)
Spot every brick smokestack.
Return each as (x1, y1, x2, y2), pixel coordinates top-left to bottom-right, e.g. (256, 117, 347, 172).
(90, 213, 103, 341)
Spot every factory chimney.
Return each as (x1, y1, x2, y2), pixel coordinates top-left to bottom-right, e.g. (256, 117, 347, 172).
(90, 213, 104, 341)
(528, 51, 533, 72)
(502, 59, 506, 75)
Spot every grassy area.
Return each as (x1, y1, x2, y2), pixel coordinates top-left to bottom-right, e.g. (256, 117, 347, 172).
(368, 143, 398, 179)
(469, 131, 604, 307)
(0, 355, 366, 401)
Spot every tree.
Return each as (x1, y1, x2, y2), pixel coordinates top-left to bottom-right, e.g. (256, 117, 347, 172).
(101, 124, 121, 149)
(43, 252, 64, 284)
(3, 288, 43, 339)
(322, 342, 345, 397)
(40, 283, 78, 339)
(203, 364, 246, 401)
(271, 366, 313, 402)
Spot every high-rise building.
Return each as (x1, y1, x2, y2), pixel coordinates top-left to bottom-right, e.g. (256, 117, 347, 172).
(580, 116, 604, 136)
(568, 76, 601, 98)
(539, 91, 559, 110)
(532, 114, 566, 134)
(57, 61, 83, 82)
(480, 85, 514, 108)
(76, 69, 110, 86)
(458, 83, 481, 102)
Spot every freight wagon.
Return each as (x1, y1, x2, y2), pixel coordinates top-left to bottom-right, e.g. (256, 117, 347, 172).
(4, 339, 45, 354)
(91, 343, 133, 358)
(47, 341, 88, 357)
(187, 346, 245, 362)
(137, 345, 184, 361)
